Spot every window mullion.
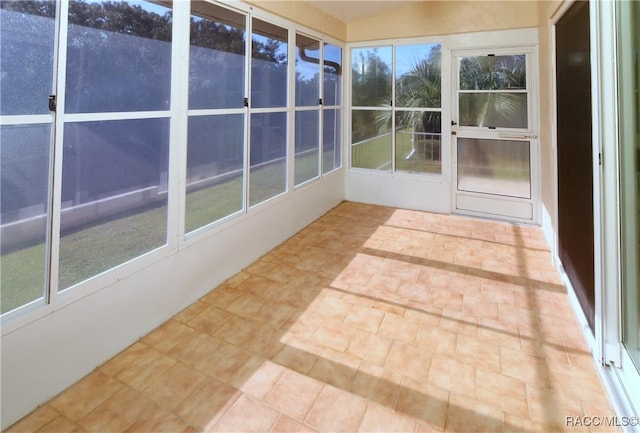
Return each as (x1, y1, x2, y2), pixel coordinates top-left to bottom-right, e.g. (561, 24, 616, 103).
(47, 0, 70, 305)
(168, 0, 190, 248)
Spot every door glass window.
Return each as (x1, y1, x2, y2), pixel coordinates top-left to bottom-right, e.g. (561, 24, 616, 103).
(458, 55, 528, 129)
(457, 138, 531, 199)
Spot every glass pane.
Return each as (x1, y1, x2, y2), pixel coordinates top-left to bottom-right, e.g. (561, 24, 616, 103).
(186, 114, 244, 233)
(189, 2, 245, 110)
(1, 124, 51, 313)
(351, 110, 392, 171)
(323, 109, 342, 174)
(65, 0, 172, 113)
(250, 112, 287, 206)
(296, 34, 320, 107)
(457, 138, 531, 199)
(0, 1, 56, 116)
(618, 0, 640, 372)
(59, 118, 170, 290)
(459, 93, 528, 129)
(459, 55, 526, 90)
(395, 44, 441, 108)
(395, 111, 441, 174)
(294, 110, 320, 185)
(323, 43, 342, 106)
(351, 47, 392, 107)
(251, 19, 288, 109)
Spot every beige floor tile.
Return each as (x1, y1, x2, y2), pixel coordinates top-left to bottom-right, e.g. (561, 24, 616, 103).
(500, 346, 552, 389)
(174, 301, 209, 325)
(305, 385, 367, 432)
(264, 369, 325, 421)
(415, 325, 457, 356)
(122, 404, 187, 433)
(212, 394, 280, 432)
(350, 362, 403, 408)
(226, 293, 267, 319)
(99, 342, 148, 377)
(213, 315, 264, 346)
(343, 304, 385, 333)
(385, 341, 431, 382)
(199, 342, 254, 383)
(527, 383, 585, 427)
(112, 345, 176, 391)
(404, 301, 442, 327)
(254, 301, 300, 329)
(273, 344, 320, 375)
(228, 359, 285, 400)
(167, 332, 223, 370)
(11, 202, 616, 433)
(312, 295, 353, 321)
(270, 415, 319, 433)
(142, 362, 206, 411)
(200, 284, 243, 309)
(78, 387, 155, 433)
(474, 368, 528, 417)
(347, 329, 393, 366)
(5, 405, 60, 433)
(454, 333, 501, 373)
(311, 323, 352, 352)
(174, 378, 240, 431)
(427, 356, 476, 399)
(378, 313, 420, 346)
(141, 319, 196, 353)
(50, 370, 122, 421)
(187, 305, 233, 336)
(308, 348, 361, 390)
(445, 393, 504, 433)
(241, 325, 289, 358)
(395, 378, 448, 429)
(37, 416, 85, 433)
(358, 403, 416, 432)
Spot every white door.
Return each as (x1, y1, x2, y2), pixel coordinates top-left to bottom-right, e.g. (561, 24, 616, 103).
(451, 49, 538, 222)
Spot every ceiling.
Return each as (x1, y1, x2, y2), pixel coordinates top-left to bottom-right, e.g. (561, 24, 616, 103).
(304, 0, 422, 24)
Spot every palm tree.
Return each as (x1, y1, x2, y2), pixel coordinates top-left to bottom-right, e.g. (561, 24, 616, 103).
(376, 48, 442, 165)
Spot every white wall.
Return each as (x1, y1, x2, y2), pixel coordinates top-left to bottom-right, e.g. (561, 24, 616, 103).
(0, 172, 344, 430)
(345, 171, 451, 214)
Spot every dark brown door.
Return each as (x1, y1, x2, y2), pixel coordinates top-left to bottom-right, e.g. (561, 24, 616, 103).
(555, 1, 595, 331)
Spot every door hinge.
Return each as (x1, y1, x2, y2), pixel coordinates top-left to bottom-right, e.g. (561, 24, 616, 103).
(243, 97, 249, 108)
(598, 152, 602, 166)
(48, 95, 57, 112)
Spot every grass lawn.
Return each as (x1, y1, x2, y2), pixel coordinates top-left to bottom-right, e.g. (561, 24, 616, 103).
(352, 132, 441, 174)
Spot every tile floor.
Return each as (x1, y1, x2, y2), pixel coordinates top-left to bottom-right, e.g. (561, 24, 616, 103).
(6, 202, 617, 433)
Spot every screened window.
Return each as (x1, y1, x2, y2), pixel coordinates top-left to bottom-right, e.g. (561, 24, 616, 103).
(323, 44, 343, 174)
(59, 0, 172, 291)
(186, 3, 246, 233)
(0, 1, 56, 313)
(0, 0, 343, 317)
(294, 33, 321, 186)
(351, 43, 442, 174)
